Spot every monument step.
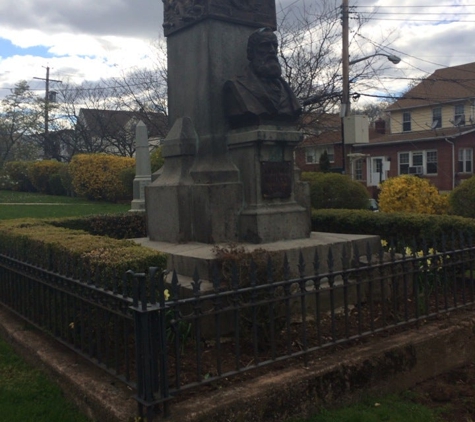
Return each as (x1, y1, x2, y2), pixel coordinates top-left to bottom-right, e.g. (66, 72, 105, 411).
(135, 232, 380, 280)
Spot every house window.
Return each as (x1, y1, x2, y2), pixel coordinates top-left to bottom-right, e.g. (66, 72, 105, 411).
(426, 151, 438, 174)
(412, 152, 423, 167)
(403, 112, 411, 132)
(459, 148, 473, 173)
(355, 159, 363, 181)
(454, 104, 465, 126)
(398, 150, 438, 175)
(432, 107, 442, 128)
(399, 152, 410, 174)
(305, 146, 335, 164)
(306, 150, 316, 164)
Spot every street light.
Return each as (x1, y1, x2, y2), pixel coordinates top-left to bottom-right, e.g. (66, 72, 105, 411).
(349, 53, 401, 66)
(340, 51, 401, 174)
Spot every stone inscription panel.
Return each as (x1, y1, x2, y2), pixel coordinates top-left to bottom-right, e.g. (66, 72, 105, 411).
(163, 0, 276, 36)
(261, 161, 292, 199)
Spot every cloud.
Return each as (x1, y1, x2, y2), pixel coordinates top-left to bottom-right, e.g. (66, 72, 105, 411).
(0, 0, 474, 107)
(0, 0, 163, 39)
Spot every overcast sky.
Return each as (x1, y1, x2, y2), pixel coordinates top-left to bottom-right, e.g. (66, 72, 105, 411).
(0, 0, 474, 106)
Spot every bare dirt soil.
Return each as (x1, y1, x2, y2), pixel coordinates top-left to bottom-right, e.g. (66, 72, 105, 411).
(411, 363, 475, 422)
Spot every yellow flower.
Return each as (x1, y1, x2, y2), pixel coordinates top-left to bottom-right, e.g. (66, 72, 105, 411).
(404, 247, 413, 256)
(164, 289, 170, 301)
(381, 239, 388, 248)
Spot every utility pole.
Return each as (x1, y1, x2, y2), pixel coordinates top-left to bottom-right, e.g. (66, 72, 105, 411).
(34, 66, 62, 159)
(340, 0, 350, 174)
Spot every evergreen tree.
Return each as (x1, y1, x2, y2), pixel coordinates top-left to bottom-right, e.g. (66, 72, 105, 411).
(319, 150, 331, 173)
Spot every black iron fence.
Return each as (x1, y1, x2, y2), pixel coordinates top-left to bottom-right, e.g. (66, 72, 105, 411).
(1, 234, 475, 420)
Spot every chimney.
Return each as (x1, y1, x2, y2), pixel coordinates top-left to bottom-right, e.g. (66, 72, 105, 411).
(375, 119, 386, 134)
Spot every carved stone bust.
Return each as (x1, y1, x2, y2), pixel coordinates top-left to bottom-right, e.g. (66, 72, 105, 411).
(224, 28, 302, 128)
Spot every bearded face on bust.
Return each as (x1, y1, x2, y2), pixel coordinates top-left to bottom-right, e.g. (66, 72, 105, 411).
(247, 28, 282, 79)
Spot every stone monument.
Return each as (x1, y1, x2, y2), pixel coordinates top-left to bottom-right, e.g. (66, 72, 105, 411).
(146, 0, 309, 244)
(141, 0, 378, 278)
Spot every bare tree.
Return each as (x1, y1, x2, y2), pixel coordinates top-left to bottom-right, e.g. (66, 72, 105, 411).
(0, 81, 43, 166)
(55, 39, 168, 160)
(276, 0, 398, 132)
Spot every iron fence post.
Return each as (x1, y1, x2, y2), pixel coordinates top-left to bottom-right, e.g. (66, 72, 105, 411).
(130, 270, 169, 421)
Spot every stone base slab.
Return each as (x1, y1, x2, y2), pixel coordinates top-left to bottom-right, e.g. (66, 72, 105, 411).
(135, 232, 380, 280)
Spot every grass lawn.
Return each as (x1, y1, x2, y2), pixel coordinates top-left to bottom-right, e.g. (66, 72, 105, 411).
(0, 336, 91, 422)
(291, 393, 442, 422)
(0, 190, 130, 219)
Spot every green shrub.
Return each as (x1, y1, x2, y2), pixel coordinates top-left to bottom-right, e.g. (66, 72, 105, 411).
(58, 165, 74, 197)
(150, 147, 164, 173)
(51, 213, 147, 239)
(48, 173, 67, 196)
(379, 175, 448, 214)
(311, 208, 475, 244)
(301, 172, 369, 209)
(0, 218, 165, 289)
(450, 176, 475, 218)
(28, 160, 66, 194)
(69, 154, 135, 202)
(3, 161, 36, 192)
(0, 168, 14, 190)
(118, 166, 135, 200)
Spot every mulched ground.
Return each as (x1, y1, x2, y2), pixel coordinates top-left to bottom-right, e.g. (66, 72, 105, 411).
(411, 363, 475, 422)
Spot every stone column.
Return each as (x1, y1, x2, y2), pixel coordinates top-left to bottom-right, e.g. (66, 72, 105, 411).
(130, 121, 151, 212)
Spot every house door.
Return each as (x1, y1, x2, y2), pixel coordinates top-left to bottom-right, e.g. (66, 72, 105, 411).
(369, 157, 387, 186)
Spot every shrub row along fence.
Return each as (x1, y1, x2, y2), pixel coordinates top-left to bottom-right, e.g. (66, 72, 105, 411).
(1, 234, 475, 420)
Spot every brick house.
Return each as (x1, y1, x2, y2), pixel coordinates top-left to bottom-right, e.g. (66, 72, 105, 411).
(295, 113, 379, 175)
(296, 62, 475, 197)
(352, 61, 475, 196)
(294, 113, 342, 172)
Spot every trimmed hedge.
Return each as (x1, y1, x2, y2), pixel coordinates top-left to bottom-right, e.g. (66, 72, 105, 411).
(311, 208, 475, 243)
(51, 213, 147, 239)
(0, 218, 165, 290)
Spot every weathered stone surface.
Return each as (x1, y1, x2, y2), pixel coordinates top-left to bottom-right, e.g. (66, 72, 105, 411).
(163, 0, 276, 36)
(148, 5, 309, 244)
(227, 127, 310, 243)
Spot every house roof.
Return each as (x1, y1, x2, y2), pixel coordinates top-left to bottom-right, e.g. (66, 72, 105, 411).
(357, 125, 475, 148)
(78, 109, 168, 139)
(387, 62, 475, 111)
(298, 113, 341, 148)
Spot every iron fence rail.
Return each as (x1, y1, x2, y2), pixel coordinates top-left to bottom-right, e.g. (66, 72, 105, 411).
(1, 234, 475, 421)
(0, 253, 137, 388)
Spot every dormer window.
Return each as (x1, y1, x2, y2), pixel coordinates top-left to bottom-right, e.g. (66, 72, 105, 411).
(432, 107, 442, 128)
(403, 112, 411, 132)
(454, 104, 465, 126)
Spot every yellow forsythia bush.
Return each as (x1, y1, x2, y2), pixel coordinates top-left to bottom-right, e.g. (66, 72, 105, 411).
(69, 154, 135, 202)
(379, 175, 449, 215)
(28, 160, 66, 194)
